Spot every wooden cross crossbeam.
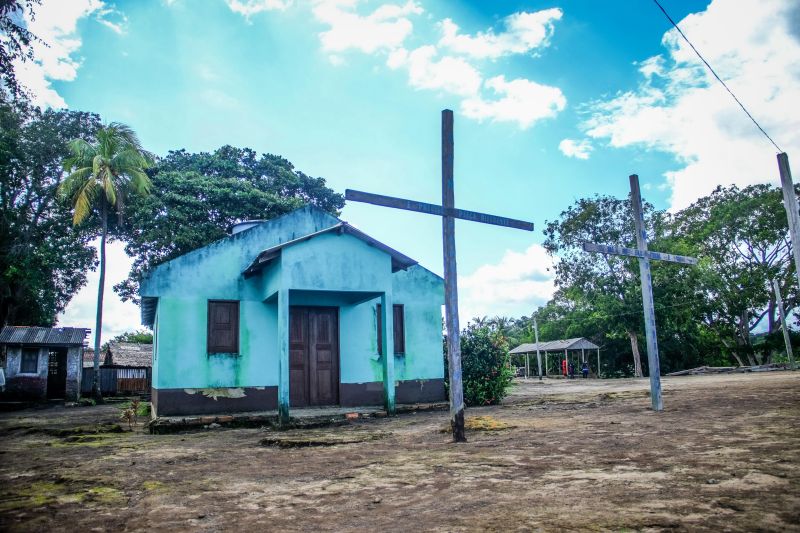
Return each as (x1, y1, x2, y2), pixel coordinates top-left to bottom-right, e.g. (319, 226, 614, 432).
(346, 110, 534, 442)
(345, 190, 534, 231)
(582, 243, 698, 265)
(582, 174, 698, 412)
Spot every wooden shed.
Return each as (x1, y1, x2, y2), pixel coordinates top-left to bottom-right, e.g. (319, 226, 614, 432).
(0, 326, 89, 401)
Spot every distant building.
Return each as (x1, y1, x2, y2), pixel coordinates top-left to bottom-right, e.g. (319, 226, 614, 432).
(81, 342, 152, 396)
(0, 327, 89, 401)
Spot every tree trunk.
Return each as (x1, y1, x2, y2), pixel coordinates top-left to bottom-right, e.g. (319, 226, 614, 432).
(627, 329, 643, 378)
(92, 201, 107, 402)
(737, 310, 757, 366)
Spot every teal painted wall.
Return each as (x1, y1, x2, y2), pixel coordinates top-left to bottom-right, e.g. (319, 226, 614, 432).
(142, 206, 444, 394)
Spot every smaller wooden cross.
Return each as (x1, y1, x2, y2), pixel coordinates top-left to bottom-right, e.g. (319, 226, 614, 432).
(582, 174, 697, 411)
(346, 110, 534, 441)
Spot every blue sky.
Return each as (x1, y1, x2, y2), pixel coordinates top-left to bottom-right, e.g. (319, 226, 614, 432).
(18, 0, 798, 343)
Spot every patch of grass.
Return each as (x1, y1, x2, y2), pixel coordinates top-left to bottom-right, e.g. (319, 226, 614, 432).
(465, 415, 515, 431)
(84, 486, 124, 504)
(119, 399, 151, 417)
(440, 415, 515, 433)
(0, 481, 123, 511)
(142, 480, 165, 491)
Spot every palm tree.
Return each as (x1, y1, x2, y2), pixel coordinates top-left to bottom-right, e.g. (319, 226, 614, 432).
(60, 123, 154, 400)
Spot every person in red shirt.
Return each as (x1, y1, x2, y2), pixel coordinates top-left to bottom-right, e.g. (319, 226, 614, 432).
(562, 358, 568, 377)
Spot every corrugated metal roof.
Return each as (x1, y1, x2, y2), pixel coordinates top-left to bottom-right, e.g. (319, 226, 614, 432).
(242, 222, 418, 278)
(509, 337, 599, 354)
(0, 326, 89, 346)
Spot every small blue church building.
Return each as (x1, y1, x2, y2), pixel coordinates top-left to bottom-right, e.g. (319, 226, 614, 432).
(140, 205, 446, 418)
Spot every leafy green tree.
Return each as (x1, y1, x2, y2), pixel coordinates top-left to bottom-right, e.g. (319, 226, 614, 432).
(543, 195, 662, 377)
(60, 123, 154, 400)
(115, 146, 345, 303)
(445, 321, 513, 406)
(101, 328, 153, 353)
(110, 329, 153, 344)
(0, 98, 100, 325)
(672, 184, 796, 365)
(1, 0, 42, 98)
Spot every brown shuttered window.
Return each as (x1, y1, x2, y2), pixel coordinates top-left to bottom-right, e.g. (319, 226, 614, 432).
(377, 304, 405, 355)
(207, 300, 239, 354)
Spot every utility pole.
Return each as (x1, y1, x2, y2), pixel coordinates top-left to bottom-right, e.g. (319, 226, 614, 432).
(778, 153, 800, 293)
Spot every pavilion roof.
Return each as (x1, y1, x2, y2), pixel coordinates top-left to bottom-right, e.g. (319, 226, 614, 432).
(509, 337, 599, 354)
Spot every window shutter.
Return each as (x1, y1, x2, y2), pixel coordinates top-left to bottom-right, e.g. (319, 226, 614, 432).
(207, 301, 239, 354)
(20, 349, 38, 373)
(393, 305, 405, 354)
(376, 304, 405, 355)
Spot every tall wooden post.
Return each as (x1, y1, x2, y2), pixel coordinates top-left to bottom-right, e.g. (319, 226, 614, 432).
(442, 110, 466, 442)
(525, 351, 530, 378)
(778, 153, 800, 293)
(534, 316, 542, 380)
(277, 288, 290, 424)
(630, 174, 663, 411)
(772, 279, 797, 370)
(380, 291, 396, 413)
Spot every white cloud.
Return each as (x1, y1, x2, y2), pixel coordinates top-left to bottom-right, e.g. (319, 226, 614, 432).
(559, 138, 593, 159)
(12, 0, 126, 108)
(462, 75, 566, 129)
(311, 2, 566, 129)
(391, 45, 482, 97)
(438, 8, 562, 60)
(58, 240, 142, 347)
(581, 0, 800, 210)
(225, 0, 293, 17)
(312, 0, 422, 54)
(459, 243, 555, 321)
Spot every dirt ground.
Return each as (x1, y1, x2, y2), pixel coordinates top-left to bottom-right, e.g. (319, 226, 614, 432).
(1, 372, 799, 532)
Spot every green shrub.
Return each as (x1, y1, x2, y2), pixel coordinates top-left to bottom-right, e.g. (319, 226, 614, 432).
(444, 323, 514, 406)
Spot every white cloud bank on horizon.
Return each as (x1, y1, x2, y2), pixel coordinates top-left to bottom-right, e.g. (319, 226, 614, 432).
(12, 0, 126, 109)
(458, 244, 555, 322)
(580, 0, 800, 210)
(57, 240, 141, 347)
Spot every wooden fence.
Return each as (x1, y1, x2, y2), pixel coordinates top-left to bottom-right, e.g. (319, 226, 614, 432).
(81, 366, 151, 396)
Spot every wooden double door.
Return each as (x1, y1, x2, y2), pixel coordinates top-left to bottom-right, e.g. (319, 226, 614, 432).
(289, 307, 339, 407)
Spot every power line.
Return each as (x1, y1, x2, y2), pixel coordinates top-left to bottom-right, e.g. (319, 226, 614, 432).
(651, 0, 783, 153)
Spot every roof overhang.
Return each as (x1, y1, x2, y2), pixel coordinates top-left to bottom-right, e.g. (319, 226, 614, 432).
(243, 222, 417, 278)
(141, 297, 158, 328)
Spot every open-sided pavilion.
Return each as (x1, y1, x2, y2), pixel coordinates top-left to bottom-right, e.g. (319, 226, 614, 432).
(510, 338, 600, 377)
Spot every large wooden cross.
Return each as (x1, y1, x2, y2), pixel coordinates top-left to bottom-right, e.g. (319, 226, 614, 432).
(346, 109, 534, 442)
(582, 174, 697, 411)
